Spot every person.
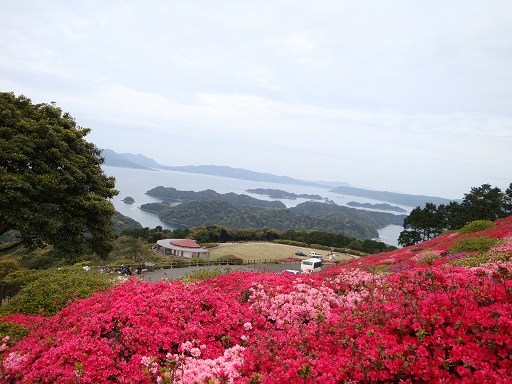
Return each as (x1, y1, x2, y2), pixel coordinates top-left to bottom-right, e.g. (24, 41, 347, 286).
(126, 266, 133, 275)
(120, 264, 127, 274)
(136, 265, 142, 274)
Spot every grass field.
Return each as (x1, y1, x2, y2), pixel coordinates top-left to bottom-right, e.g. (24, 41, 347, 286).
(209, 242, 353, 262)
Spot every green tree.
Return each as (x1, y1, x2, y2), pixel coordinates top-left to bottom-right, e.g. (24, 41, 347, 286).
(461, 184, 505, 222)
(398, 203, 444, 246)
(0, 92, 118, 258)
(110, 236, 150, 262)
(503, 183, 512, 216)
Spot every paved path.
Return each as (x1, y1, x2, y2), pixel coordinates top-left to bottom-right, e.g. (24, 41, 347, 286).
(136, 263, 303, 282)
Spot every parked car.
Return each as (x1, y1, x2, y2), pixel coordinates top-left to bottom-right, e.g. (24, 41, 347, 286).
(310, 252, 323, 260)
(294, 251, 306, 257)
(281, 269, 301, 275)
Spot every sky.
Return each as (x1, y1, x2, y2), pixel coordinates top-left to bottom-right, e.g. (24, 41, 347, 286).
(1, 1, 511, 199)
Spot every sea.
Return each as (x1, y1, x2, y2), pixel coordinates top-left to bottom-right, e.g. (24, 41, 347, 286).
(102, 165, 407, 247)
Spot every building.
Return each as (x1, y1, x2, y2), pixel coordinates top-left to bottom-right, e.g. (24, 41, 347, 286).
(155, 239, 210, 259)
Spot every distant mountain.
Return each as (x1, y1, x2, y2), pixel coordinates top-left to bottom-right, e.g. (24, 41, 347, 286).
(330, 186, 458, 207)
(101, 149, 350, 188)
(101, 149, 455, 207)
(159, 164, 350, 189)
(101, 149, 158, 170)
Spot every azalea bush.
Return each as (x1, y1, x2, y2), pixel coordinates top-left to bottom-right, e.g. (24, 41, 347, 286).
(1, 216, 512, 383)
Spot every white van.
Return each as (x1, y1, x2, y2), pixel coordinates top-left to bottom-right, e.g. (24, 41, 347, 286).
(300, 258, 323, 273)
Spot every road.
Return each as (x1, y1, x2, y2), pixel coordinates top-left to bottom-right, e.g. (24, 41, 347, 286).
(136, 263, 304, 282)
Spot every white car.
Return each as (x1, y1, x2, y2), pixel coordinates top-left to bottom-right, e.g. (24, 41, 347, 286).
(280, 269, 300, 275)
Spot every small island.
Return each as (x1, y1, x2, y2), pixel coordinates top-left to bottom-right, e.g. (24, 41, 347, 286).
(346, 201, 407, 213)
(122, 196, 135, 204)
(246, 188, 323, 201)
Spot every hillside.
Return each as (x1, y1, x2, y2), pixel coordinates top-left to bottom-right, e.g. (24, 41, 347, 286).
(144, 199, 405, 239)
(2, 216, 511, 382)
(145, 186, 286, 209)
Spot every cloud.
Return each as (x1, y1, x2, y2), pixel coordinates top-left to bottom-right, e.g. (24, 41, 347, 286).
(1, 0, 511, 198)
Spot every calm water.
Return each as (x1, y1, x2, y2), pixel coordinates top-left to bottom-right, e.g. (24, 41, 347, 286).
(102, 166, 405, 246)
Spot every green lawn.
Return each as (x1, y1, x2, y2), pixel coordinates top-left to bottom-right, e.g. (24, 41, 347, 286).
(209, 242, 352, 262)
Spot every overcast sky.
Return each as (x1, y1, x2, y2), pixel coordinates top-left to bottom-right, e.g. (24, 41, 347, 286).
(1, 1, 511, 199)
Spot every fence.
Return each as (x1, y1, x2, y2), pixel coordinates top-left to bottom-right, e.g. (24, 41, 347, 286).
(89, 258, 296, 274)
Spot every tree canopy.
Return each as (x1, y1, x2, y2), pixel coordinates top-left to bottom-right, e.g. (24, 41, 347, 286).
(0, 92, 118, 258)
(398, 183, 512, 246)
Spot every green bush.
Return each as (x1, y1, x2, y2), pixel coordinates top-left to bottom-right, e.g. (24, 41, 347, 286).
(273, 239, 309, 247)
(200, 242, 219, 249)
(449, 253, 492, 268)
(216, 255, 244, 265)
(419, 253, 441, 265)
(2, 269, 40, 286)
(0, 321, 29, 343)
(458, 220, 495, 234)
(448, 236, 499, 255)
(181, 267, 232, 283)
(0, 259, 21, 279)
(2, 267, 115, 316)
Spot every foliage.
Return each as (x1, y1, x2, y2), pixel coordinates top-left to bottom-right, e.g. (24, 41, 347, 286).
(146, 186, 286, 209)
(0, 260, 21, 280)
(112, 211, 143, 234)
(458, 219, 495, 234)
(122, 225, 395, 255)
(448, 236, 499, 255)
(1, 269, 40, 286)
(0, 216, 511, 382)
(272, 239, 309, 247)
(153, 199, 404, 240)
(0, 92, 118, 258)
(399, 183, 511, 246)
(215, 255, 244, 265)
(180, 267, 232, 284)
(0, 322, 29, 346)
(109, 236, 152, 262)
(1, 267, 115, 316)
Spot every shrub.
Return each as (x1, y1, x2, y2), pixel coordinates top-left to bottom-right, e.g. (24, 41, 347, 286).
(216, 255, 244, 265)
(200, 242, 219, 249)
(0, 321, 28, 343)
(181, 267, 232, 283)
(2, 267, 115, 316)
(0, 260, 21, 280)
(273, 239, 309, 247)
(458, 220, 495, 234)
(449, 253, 492, 268)
(2, 269, 40, 286)
(448, 236, 499, 255)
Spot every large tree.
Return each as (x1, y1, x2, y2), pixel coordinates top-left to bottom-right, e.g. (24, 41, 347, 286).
(461, 183, 505, 222)
(0, 92, 118, 258)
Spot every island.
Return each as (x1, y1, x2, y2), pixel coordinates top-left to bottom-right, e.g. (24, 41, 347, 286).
(346, 201, 407, 213)
(122, 196, 135, 204)
(246, 188, 323, 200)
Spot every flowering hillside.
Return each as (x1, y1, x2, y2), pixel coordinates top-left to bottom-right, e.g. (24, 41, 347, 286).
(1, 216, 512, 383)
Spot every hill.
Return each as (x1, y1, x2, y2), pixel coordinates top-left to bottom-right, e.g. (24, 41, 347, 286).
(143, 199, 404, 239)
(101, 149, 158, 170)
(145, 186, 285, 209)
(2, 216, 511, 382)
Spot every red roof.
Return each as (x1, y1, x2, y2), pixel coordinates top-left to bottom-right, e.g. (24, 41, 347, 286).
(170, 239, 201, 248)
